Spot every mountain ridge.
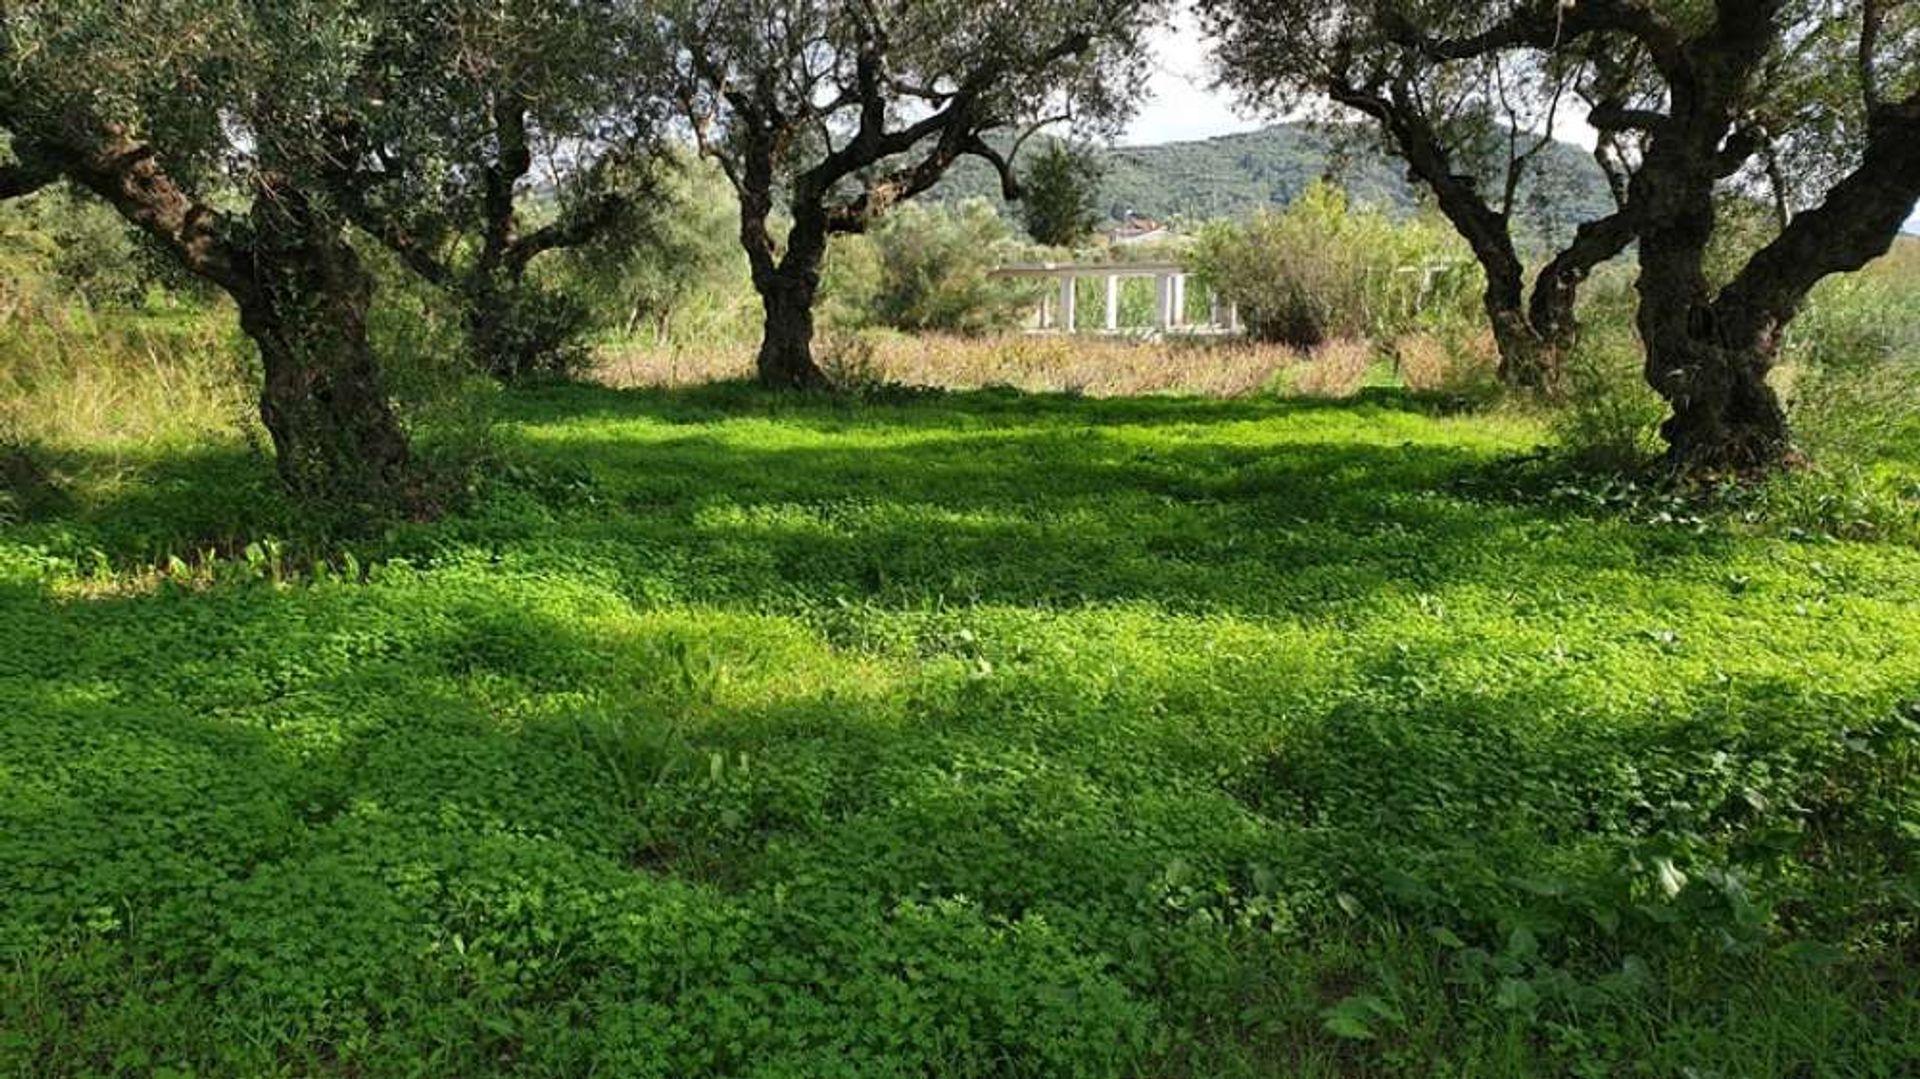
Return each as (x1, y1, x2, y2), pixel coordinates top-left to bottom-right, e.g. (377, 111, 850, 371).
(931, 121, 1617, 245)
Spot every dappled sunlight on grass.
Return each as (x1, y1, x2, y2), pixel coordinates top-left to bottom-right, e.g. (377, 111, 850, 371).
(4, 382, 1918, 1077)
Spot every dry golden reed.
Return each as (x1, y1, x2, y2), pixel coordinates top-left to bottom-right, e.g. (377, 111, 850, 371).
(1288, 339, 1374, 398)
(595, 332, 1302, 398)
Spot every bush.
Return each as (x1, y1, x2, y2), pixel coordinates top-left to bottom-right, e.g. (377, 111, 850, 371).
(1550, 332, 1667, 472)
(0, 184, 207, 311)
(1190, 181, 1476, 348)
(815, 328, 894, 397)
(1395, 330, 1501, 406)
(1019, 141, 1105, 248)
(366, 254, 503, 496)
(470, 277, 596, 381)
(565, 153, 760, 350)
(1780, 254, 1920, 468)
(860, 200, 1040, 335)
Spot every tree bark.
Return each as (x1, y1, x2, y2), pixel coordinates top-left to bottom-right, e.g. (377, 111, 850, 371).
(738, 176, 829, 389)
(1528, 208, 1640, 356)
(754, 268, 827, 390)
(1482, 267, 1560, 394)
(1630, 146, 1793, 474)
(237, 189, 411, 504)
(1645, 331, 1790, 474)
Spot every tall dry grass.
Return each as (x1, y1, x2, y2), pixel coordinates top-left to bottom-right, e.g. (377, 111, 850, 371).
(1395, 329, 1502, 401)
(595, 332, 1302, 398)
(0, 304, 253, 451)
(1287, 339, 1375, 398)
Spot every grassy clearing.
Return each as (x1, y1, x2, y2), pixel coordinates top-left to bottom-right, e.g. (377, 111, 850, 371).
(3, 378, 1916, 1077)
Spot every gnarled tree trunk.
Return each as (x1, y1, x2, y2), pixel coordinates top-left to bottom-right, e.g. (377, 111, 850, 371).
(1647, 336, 1789, 473)
(1632, 171, 1791, 475)
(1486, 300, 1558, 394)
(754, 268, 827, 389)
(740, 190, 829, 390)
(237, 189, 411, 505)
(34, 128, 413, 505)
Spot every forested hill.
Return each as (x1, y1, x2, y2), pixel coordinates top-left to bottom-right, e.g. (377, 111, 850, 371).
(932, 122, 1617, 240)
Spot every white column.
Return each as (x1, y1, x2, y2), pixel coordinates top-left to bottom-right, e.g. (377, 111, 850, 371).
(1058, 276, 1077, 334)
(1155, 274, 1173, 331)
(1104, 275, 1120, 331)
(1208, 289, 1222, 330)
(1170, 274, 1187, 328)
(1040, 290, 1052, 330)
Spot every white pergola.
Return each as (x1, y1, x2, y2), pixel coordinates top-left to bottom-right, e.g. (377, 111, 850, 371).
(989, 261, 1240, 335)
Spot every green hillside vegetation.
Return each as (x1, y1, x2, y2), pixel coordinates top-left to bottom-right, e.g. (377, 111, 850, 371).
(933, 123, 1617, 243)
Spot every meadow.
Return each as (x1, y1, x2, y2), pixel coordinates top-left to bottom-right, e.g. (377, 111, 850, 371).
(3, 338, 1918, 1075)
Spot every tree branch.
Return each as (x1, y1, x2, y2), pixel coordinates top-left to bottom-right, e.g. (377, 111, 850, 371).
(37, 126, 247, 295)
(506, 190, 632, 272)
(1714, 90, 1920, 344)
(1389, 0, 1686, 74)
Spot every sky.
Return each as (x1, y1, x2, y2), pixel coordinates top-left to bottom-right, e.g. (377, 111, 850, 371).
(1124, 17, 1920, 233)
(1118, 12, 1261, 146)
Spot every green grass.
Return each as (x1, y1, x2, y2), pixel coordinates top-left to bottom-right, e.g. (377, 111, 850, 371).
(3, 383, 1917, 1078)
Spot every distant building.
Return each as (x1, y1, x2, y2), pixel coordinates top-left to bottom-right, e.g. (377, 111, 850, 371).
(1101, 213, 1170, 246)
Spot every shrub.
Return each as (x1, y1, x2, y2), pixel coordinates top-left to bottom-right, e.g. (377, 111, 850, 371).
(1396, 329, 1501, 406)
(563, 152, 761, 350)
(1550, 333, 1668, 472)
(1190, 181, 1475, 348)
(1780, 258, 1920, 468)
(366, 255, 503, 496)
(861, 200, 1042, 335)
(470, 277, 596, 381)
(815, 328, 895, 397)
(1019, 141, 1105, 248)
(1, 184, 207, 311)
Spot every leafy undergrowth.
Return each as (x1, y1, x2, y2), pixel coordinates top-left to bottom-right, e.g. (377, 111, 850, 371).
(3, 383, 1917, 1078)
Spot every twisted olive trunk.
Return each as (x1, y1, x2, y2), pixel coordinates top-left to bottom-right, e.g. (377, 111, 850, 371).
(755, 270, 827, 390)
(237, 193, 412, 505)
(743, 192, 829, 390)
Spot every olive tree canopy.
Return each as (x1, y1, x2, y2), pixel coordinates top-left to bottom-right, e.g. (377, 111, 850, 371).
(1203, 0, 1920, 471)
(2, 0, 417, 503)
(315, 0, 673, 379)
(661, 0, 1164, 388)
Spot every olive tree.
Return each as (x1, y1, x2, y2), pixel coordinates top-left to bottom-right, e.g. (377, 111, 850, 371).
(1, 1, 415, 504)
(316, 1, 670, 379)
(1416, 0, 1917, 471)
(1200, 0, 1641, 393)
(662, 0, 1162, 389)
(1207, 0, 1920, 471)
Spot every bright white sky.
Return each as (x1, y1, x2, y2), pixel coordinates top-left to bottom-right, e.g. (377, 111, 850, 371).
(1124, 13, 1920, 233)
(1118, 11, 1261, 146)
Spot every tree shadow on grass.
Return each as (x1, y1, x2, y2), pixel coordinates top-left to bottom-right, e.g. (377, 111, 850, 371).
(4, 380, 1744, 620)
(2, 382, 1910, 1075)
(505, 379, 1449, 433)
